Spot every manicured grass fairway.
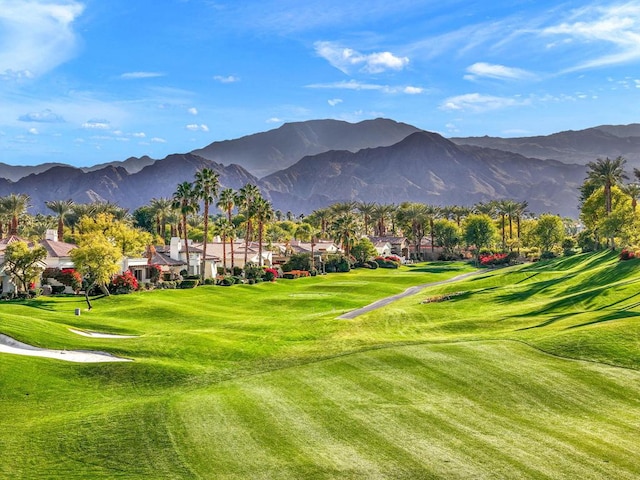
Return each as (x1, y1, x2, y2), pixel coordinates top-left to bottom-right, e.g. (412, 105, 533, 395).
(1, 256, 640, 478)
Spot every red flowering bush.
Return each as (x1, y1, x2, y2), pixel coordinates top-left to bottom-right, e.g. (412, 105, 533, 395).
(263, 267, 278, 281)
(479, 253, 509, 266)
(149, 264, 162, 283)
(110, 271, 139, 294)
(620, 249, 636, 261)
(43, 268, 83, 291)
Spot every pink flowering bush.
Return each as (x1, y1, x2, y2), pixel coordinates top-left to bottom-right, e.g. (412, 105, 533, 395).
(263, 267, 278, 281)
(479, 253, 509, 266)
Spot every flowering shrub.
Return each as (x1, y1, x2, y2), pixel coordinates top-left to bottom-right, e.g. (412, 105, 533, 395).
(264, 267, 278, 282)
(620, 249, 636, 261)
(43, 267, 83, 291)
(479, 253, 509, 266)
(110, 271, 139, 294)
(149, 264, 162, 283)
(374, 256, 400, 269)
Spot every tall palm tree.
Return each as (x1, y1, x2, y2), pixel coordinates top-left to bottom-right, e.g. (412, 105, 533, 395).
(217, 188, 238, 270)
(2, 193, 31, 236)
(396, 203, 428, 260)
(515, 200, 528, 255)
(149, 197, 173, 240)
(331, 212, 358, 257)
(371, 203, 395, 236)
(213, 217, 233, 274)
(194, 168, 220, 279)
(172, 181, 199, 273)
(253, 197, 273, 266)
(586, 156, 628, 248)
(357, 202, 376, 236)
(623, 183, 640, 213)
(586, 156, 628, 216)
(67, 203, 98, 234)
(424, 205, 440, 254)
(45, 199, 74, 241)
(238, 184, 261, 268)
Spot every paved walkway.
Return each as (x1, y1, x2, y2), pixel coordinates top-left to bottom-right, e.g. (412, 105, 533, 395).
(336, 270, 480, 319)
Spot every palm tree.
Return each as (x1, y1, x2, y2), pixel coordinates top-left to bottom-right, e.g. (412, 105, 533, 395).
(586, 156, 628, 248)
(253, 197, 273, 266)
(45, 199, 74, 241)
(586, 156, 628, 216)
(424, 205, 440, 254)
(67, 203, 97, 234)
(396, 203, 428, 260)
(331, 212, 358, 257)
(149, 197, 173, 240)
(371, 203, 395, 236)
(1, 193, 31, 236)
(357, 202, 376, 236)
(194, 168, 220, 279)
(213, 217, 233, 274)
(622, 183, 640, 213)
(217, 188, 238, 270)
(172, 181, 199, 273)
(515, 200, 528, 255)
(238, 184, 261, 268)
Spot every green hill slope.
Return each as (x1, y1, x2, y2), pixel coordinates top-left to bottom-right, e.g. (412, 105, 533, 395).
(1, 255, 639, 478)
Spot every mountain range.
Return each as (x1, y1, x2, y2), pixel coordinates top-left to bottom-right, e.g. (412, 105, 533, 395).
(2, 117, 638, 218)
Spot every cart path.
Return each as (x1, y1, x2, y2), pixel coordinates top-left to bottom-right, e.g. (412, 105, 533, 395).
(336, 270, 481, 320)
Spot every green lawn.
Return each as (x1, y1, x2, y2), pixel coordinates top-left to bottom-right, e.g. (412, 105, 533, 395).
(1, 255, 639, 479)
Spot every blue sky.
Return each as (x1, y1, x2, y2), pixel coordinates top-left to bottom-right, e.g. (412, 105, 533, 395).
(1, 0, 640, 168)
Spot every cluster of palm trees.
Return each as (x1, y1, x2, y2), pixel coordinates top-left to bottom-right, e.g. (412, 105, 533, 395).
(303, 199, 530, 259)
(144, 172, 275, 274)
(582, 155, 640, 249)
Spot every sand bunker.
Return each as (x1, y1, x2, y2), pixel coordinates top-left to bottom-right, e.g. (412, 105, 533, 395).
(69, 328, 138, 339)
(0, 334, 132, 363)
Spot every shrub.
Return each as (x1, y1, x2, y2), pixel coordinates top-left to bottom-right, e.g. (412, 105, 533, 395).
(282, 253, 312, 272)
(366, 260, 379, 269)
(282, 273, 300, 280)
(149, 264, 162, 283)
(243, 262, 264, 280)
(479, 253, 510, 266)
(178, 279, 199, 289)
(204, 278, 215, 285)
(540, 251, 556, 260)
(263, 268, 278, 282)
(51, 285, 66, 294)
(620, 249, 636, 261)
(233, 266, 243, 276)
(110, 271, 138, 294)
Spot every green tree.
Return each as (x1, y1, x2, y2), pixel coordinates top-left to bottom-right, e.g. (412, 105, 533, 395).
(149, 197, 173, 240)
(75, 213, 151, 257)
(71, 234, 122, 310)
(533, 214, 565, 254)
(331, 212, 358, 257)
(213, 217, 234, 273)
(396, 203, 427, 260)
(253, 197, 273, 266)
(432, 219, 461, 258)
(351, 237, 378, 264)
(463, 214, 497, 263)
(194, 168, 220, 279)
(2, 241, 47, 294)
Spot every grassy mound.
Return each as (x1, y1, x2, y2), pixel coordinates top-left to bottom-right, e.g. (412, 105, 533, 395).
(1, 255, 639, 478)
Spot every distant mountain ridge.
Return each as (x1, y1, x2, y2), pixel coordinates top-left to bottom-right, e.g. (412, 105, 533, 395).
(261, 131, 586, 217)
(2, 118, 639, 218)
(191, 118, 422, 177)
(450, 124, 640, 166)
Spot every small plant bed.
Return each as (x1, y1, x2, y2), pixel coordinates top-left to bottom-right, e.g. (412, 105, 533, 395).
(421, 291, 468, 303)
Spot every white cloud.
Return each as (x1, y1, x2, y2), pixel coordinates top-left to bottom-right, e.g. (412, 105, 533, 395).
(81, 119, 110, 130)
(188, 107, 198, 115)
(266, 117, 283, 123)
(440, 93, 528, 113)
(465, 62, 536, 81)
(28, 127, 39, 135)
(186, 124, 209, 132)
(18, 108, 65, 123)
(542, 3, 640, 71)
(132, 132, 146, 138)
(120, 71, 165, 79)
(307, 79, 422, 95)
(0, 1, 84, 78)
(214, 75, 240, 83)
(314, 41, 409, 74)
(328, 98, 343, 106)
(151, 137, 166, 143)
(403, 86, 424, 94)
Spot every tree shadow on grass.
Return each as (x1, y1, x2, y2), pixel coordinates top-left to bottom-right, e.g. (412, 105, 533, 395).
(562, 260, 640, 296)
(565, 310, 640, 329)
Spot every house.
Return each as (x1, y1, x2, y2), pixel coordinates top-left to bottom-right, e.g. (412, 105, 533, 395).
(272, 240, 342, 266)
(151, 237, 221, 279)
(368, 236, 410, 258)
